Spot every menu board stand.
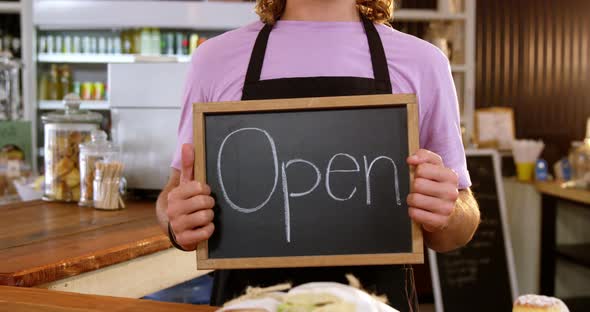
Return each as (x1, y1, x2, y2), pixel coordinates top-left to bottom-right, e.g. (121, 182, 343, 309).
(429, 149, 518, 312)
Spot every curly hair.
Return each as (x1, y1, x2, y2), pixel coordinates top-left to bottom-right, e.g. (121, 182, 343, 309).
(255, 0, 394, 25)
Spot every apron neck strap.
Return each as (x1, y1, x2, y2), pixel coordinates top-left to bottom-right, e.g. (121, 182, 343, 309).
(360, 15, 392, 91)
(244, 22, 273, 86)
(244, 14, 392, 92)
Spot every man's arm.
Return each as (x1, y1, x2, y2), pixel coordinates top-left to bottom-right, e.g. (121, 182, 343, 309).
(423, 188, 480, 252)
(156, 169, 180, 233)
(407, 149, 480, 253)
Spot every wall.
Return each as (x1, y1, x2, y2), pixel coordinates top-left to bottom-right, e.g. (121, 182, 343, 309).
(476, 0, 590, 164)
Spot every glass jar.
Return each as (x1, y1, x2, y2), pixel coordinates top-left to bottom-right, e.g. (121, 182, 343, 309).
(93, 159, 125, 210)
(42, 94, 103, 202)
(569, 138, 590, 184)
(0, 52, 22, 120)
(79, 130, 118, 206)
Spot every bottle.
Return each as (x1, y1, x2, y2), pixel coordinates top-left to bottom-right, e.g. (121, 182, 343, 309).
(46, 34, 55, 54)
(133, 29, 141, 54)
(72, 35, 81, 53)
(59, 66, 73, 99)
(73, 81, 81, 97)
(182, 34, 189, 55)
(165, 32, 174, 56)
(55, 67, 64, 100)
(140, 28, 151, 55)
(175, 32, 184, 55)
(38, 73, 49, 100)
(122, 30, 132, 54)
(90, 36, 98, 54)
(82, 35, 91, 54)
(113, 35, 122, 54)
(93, 82, 104, 101)
(151, 28, 161, 56)
(568, 119, 590, 187)
(81, 82, 93, 101)
(107, 37, 114, 54)
(55, 35, 63, 53)
(11, 37, 21, 58)
(38, 36, 47, 54)
(63, 35, 72, 54)
(98, 36, 107, 54)
(189, 33, 199, 55)
(48, 65, 59, 100)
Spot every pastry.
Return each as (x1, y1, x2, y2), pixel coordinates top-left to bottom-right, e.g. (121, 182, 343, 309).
(513, 295, 569, 312)
(218, 281, 398, 312)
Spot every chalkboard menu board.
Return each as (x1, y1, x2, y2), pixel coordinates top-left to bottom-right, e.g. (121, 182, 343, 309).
(193, 94, 423, 269)
(429, 149, 518, 312)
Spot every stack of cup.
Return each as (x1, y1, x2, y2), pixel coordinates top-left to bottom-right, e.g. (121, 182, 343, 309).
(512, 140, 545, 182)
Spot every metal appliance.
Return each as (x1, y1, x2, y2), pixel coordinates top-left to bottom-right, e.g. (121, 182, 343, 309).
(109, 62, 189, 190)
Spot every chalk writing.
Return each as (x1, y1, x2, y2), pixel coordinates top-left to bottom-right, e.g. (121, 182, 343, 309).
(217, 127, 403, 242)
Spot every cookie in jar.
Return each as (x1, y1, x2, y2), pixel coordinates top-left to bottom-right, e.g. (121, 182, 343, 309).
(42, 93, 102, 202)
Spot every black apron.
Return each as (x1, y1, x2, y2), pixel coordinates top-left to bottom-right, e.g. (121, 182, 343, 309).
(210, 15, 419, 312)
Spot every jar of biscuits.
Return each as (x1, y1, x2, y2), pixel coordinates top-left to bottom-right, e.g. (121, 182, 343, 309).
(42, 94, 102, 202)
(79, 130, 118, 206)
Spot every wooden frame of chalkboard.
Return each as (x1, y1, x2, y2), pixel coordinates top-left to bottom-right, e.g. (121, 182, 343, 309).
(193, 94, 422, 269)
(428, 149, 518, 312)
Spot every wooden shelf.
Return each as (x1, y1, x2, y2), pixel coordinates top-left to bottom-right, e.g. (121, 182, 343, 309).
(556, 243, 590, 268)
(395, 9, 466, 21)
(451, 64, 468, 72)
(39, 100, 109, 110)
(0, 1, 20, 14)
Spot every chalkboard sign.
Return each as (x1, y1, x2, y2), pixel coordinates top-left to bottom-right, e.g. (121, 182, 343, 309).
(193, 94, 423, 269)
(429, 149, 518, 312)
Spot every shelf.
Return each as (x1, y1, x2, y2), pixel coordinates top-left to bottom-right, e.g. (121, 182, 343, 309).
(37, 53, 191, 64)
(34, 1, 257, 30)
(556, 243, 590, 268)
(394, 9, 466, 21)
(451, 65, 468, 72)
(33, 1, 467, 29)
(0, 1, 21, 14)
(39, 100, 109, 110)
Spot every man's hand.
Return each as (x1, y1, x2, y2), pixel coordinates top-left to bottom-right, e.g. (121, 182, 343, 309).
(406, 149, 459, 233)
(166, 144, 215, 251)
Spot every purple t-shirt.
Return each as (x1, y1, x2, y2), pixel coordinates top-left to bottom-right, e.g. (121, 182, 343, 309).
(172, 20, 472, 189)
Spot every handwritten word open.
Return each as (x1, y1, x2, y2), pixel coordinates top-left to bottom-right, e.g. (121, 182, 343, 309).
(217, 127, 401, 243)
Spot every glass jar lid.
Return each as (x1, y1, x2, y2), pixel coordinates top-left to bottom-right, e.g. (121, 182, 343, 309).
(42, 93, 103, 124)
(80, 130, 119, 156)
(0, 51, 20, 70)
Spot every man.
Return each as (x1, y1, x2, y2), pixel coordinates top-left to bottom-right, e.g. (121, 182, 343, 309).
(156, 0, 480, 310)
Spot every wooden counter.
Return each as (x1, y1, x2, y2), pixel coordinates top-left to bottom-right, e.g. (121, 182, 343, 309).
(534, 181, 590, 296)
(0, 286, 217, 311)
(535, 181, 590, 205)
(0, 200, 208, 298)
(0, 200, 170, 287)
